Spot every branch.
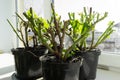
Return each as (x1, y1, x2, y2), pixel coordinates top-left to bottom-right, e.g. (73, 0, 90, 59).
(7, 19, 27, 47)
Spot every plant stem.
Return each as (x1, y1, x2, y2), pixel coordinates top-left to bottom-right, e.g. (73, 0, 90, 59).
(90, 30, 94, 50)
(93, 21, 114, 48)
(51, 3, 62, 57)
(7, 19, 26, 47)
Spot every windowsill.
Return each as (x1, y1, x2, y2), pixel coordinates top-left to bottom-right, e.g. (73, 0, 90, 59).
(0, 69, 120, 80)
(96, 69, 120, 80)
(0, 53, 15, 80)
(98, 52, 120, 72)
(1, 53, 120, 80)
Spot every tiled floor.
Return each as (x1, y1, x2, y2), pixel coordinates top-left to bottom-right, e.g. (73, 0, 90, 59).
(0, 53, 120, 80)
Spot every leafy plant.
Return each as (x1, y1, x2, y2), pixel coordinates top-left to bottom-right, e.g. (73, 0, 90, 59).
(68, 7, 114, 51)
(7, 4, 114, 62)
(30, 4, 83, 62)
(7, 8, 48, 48)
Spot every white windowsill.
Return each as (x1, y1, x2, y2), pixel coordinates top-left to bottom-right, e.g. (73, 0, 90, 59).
(96, 69, 120, 80)
(0, 53, 120, 80)
(98, 52, 120, 72)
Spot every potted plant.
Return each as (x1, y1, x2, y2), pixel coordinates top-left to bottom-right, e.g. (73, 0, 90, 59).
(7, 8, 47, 80)
(32, 4, 83, 80)
(68, 7, 114, 80)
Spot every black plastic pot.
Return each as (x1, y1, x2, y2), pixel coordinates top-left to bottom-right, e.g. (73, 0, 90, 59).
(11, 46, 46, 80)
(77, 49, 101, 80)
(41, 55, 83, 80)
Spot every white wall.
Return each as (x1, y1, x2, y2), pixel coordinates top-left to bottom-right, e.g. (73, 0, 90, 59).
(0, 0, 16, 52)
